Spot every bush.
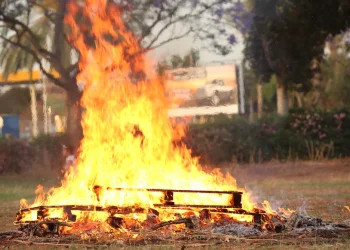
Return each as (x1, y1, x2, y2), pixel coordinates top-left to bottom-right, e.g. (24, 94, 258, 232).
(185, 109, 350, 164)
(1, 109, 350, 173)
(0, 138, 35, 173)
(187, 116, 260, 164)
(30, 133, 66, 170)
(0, 133, 67, 174)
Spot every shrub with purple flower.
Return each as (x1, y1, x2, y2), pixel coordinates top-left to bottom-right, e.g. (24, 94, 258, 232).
(334, 112, 346, 130)
(289, 112, 328, 141)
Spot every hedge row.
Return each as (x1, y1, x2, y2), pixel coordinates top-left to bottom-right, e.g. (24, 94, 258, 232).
(184, 108, 350, 164)
(0, 134, 65, 173)
(1, 108, 350, 173)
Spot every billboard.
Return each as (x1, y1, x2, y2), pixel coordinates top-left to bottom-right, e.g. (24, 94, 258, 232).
(165, 64, 239, 118)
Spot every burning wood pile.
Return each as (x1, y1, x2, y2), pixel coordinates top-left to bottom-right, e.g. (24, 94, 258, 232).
(11, 187, 281, 238)
(1, 0, 349, 248)
(1, 201, 349, 247)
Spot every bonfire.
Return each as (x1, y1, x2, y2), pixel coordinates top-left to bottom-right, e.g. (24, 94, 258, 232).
(1, 0, 349, 248)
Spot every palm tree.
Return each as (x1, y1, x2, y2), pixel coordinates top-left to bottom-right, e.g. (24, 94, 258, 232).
(0, 1, 59, 137)
(0, 10, 48, 137)
(0, 1, 72, 137)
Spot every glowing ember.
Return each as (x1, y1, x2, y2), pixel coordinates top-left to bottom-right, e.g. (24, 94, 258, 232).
(19, 0, 261, 228)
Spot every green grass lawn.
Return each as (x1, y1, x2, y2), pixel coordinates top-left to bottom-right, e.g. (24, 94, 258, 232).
(0, 174, 59, 202)
(0, 161, 350, 249)
(0, 170, 60, 234)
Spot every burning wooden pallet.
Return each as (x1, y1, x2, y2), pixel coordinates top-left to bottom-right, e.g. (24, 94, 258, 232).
(4, 205, 349, 248)
(14, 187, 278, 235)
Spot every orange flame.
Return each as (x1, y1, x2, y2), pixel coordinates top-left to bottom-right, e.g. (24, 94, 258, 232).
(28, 0, 256, 221)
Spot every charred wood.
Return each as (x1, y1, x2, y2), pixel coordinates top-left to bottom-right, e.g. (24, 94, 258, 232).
(152, 216, 199, 230)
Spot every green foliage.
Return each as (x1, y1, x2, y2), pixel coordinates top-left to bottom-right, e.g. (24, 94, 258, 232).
(186, 109, 350, 164)
(262, 76, 277, 113)
(244, 22, 273, 84)
(0, 138, 35, 173)
(242, 65, 257, 101)
(30, 133, 66, 170)
(262, 76, 276, 102)
(245, 0, 349, 92)
(188, 116, 260, 163)
(0, 87, 33, 114)
(319, 34, 350, 109)
(182, 49, 200, 68)
(0, 7, 52, 80)
(2, 109, 350, 173)
(158, 49, 201, 73)
(0, 133, 66, 174)
(288, 108, 350, 157)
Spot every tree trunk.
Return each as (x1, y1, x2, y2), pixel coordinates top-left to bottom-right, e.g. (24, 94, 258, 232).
(249, 96, 254, 122)
(295, 92, 303, 108)
(65, 82, 83, 152)
(29, 84, 38, 137)
(288, 92, 294, 108)
(42, 76, 49, 133)
(257, 78, 263, 119)
(29, 70, 39, 137)
(53, 0, 67, 64)
(276, 77, 289, 115)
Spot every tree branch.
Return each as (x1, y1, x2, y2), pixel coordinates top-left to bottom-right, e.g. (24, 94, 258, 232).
(143, 13, 189, 50)
(0, 11, 70, 80)
(0, 35, 65, 89)
(147, 28, 193, 51)
(138, 3, 165, 39)
(140, 1, 220, 50)
(53, 0, 66, 64)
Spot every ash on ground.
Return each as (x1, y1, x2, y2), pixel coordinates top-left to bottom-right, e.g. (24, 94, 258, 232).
(212, 223, 261, 237)
(212, 213, 350, 238)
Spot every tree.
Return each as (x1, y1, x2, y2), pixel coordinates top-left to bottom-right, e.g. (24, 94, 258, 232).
(244, 23, 273, 118)
(0, 2, 51, 137)
(244, 0, 350, 115)
(0, 87, 35, 114)
(166, 48, 200, 69)
(182, 49, 200, 68)
(241, 64, 256, 121)
(170, 55, 184, 69)
(0, 0, 82, 148)
(315, 34, 350, 109)
(156, 48, 201, 81)
(0, 0, 246, 148)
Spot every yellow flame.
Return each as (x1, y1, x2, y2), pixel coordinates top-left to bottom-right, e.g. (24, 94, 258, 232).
(26, 0, 256, 223)
(278, 207, 295, 217)
(262, 200, 277, 215)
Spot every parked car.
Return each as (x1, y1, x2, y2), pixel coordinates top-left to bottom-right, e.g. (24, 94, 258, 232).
(195, 79, 235, 106)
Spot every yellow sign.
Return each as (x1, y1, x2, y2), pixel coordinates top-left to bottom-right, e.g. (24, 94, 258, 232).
(0, 70, 59, 85)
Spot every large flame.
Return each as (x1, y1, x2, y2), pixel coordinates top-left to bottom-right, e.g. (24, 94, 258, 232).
(30, 0, 255, 217)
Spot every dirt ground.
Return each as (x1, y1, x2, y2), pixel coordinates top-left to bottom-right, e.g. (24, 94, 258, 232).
(0, 159, 350, 249)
